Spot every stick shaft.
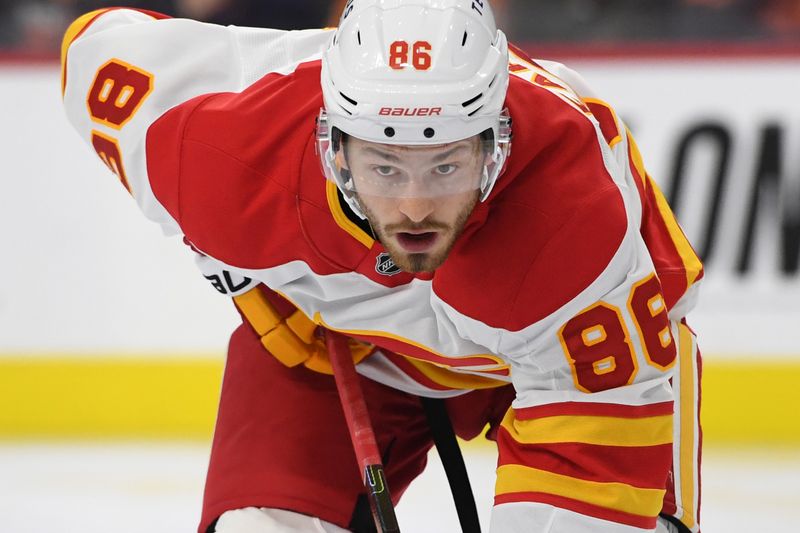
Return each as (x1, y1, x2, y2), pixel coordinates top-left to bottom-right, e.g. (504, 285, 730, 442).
(326, 331, 400, 533)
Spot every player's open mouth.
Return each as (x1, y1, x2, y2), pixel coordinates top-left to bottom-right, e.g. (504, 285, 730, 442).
(395, 231, 440, 253)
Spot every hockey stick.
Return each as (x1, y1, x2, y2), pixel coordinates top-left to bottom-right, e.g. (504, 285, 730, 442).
(420, 397, 482, 533)
(326, 330, 401, 533)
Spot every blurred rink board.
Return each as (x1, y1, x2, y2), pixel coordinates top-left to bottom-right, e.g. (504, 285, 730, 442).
(1, 49, 800, 445)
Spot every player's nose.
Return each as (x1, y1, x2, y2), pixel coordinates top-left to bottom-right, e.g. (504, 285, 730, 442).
(397, 195, 435, 223)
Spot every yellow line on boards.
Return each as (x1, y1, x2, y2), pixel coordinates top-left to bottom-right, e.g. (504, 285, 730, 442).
(0, 355, 224, 440)
(700, 358, 800, 445)
(1, 355, 799, 443)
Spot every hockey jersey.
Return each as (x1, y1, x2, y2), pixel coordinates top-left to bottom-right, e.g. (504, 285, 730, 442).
(62, 8, 703, 533)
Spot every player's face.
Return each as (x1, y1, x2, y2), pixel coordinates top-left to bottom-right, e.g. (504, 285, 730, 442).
(343, 136, 485, 273)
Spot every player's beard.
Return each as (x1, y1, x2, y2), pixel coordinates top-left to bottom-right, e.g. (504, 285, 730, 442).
(360, 190, 480, 273)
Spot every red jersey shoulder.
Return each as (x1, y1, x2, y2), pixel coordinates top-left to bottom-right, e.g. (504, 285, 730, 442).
(146, 60, 332, 270)
(433, 75, 628, 331)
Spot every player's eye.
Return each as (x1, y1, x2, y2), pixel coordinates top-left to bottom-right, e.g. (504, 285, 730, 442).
(373, 165, 397, 177)
(434, 164, 457, 176)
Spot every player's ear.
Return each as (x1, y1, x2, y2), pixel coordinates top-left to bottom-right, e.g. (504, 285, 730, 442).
(335, 148, 349, 171)
(333, 129, 350, 170)
(478, 131, 494, 167)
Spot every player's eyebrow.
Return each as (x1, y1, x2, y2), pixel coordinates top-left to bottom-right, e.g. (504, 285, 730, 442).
(361, 147, 402, 162)
(431, 144, 472, 163)
(362, 143, 473, 163)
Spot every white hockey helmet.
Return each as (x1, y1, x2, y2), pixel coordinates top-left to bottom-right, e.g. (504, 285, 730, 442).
(317, 0, 512, 217)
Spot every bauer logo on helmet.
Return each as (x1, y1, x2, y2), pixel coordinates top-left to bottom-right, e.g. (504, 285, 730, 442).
(378, 107, 442, 117)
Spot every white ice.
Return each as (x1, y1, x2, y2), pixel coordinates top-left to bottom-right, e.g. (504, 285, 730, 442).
(0, 443, 796, 532)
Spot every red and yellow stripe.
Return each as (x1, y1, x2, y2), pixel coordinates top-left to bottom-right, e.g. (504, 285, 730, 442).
(383, 351, 509, 392)
(495, 465, 665, 529)
(674, 322, 701, 530)
(584, 98, 623, 149)
(647, 173, 703, 287)
(311, 311, 511, 376)
(502, 403, 673, 447)
(627, 131, 704, 309)
(495, 401, 674, 529)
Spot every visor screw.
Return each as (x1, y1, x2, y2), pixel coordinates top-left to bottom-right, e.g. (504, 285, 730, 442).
(384, 127, 395, 138)
(424, 128, 435, 138)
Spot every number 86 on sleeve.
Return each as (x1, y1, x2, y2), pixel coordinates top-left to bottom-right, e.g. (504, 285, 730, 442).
(559, 274, 677, 393)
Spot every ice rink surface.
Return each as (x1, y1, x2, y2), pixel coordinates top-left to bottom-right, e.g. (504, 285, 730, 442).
(1, 442, 797, 532)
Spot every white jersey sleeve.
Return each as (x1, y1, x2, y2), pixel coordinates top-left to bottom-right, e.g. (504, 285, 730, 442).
(61, 8, 332, 236)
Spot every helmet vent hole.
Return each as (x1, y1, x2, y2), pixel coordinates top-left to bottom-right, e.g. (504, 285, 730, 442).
(467, 105, 484, 117)
(488, 74, 498, 88)
(340, 92, 358, 106)
(462, 94, 483, 108)
(338, 104, 353, 116)
(357, 30, 361, 45)
(384, 127, 396, 138)
(462, 31, 468, 46)
(424, 128, 435, 138)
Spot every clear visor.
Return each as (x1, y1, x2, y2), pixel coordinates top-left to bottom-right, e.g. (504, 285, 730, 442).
(317, 111, 510, 200)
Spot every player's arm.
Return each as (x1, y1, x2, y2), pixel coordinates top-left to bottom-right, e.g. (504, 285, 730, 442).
(537, 58, 704, 320)
(474, 181, 680, 532)
(625, 131, 704, 322)
(432, 103, 691, 531)
(60, 7, 272, 345)
(592, 93, 702, 533)
(485, 117, 695, 531)
(63, 8, 235, 233)
(523, 63, 701, 532)
(558, 75, 703, 531)
(435, 192, 681, 532)
(62, 9, 339, 367)
(61, 8, 331, 234)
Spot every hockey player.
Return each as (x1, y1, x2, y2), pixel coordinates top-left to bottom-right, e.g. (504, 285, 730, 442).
(61, 1, 703, 532)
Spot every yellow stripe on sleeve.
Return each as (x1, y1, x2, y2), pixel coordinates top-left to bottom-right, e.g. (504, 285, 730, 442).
(628, 131, 703, 288)
(677, 323, 698, 529)
(648, 175, 703, 287)
(496, 464, 665, 517)
(501, 408, 673, 447)
(626, 132, 648, 188)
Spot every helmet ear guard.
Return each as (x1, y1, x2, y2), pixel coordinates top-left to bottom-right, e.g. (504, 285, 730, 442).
(479, 111, 512, 201)
(315, 112, 365, 218)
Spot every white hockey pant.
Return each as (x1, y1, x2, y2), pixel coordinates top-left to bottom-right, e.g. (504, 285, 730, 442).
(213, 507, 682, 532)
(213, 508, 348, 532)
